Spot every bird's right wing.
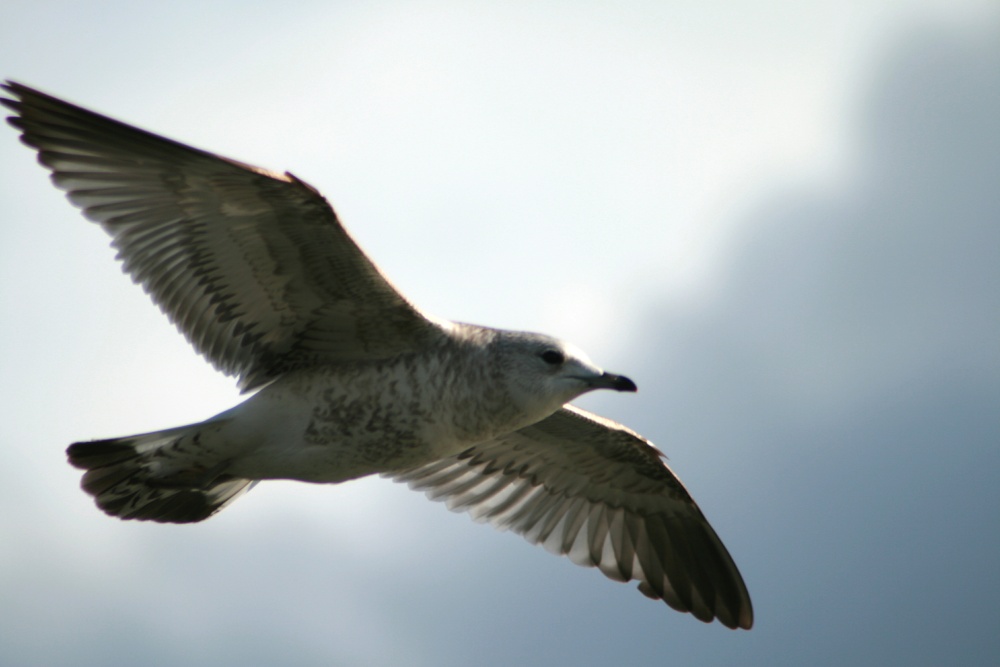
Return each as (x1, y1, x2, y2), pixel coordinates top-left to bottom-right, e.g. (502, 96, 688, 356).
(392, 404, 753, 629)
(2, 81, 445, 391)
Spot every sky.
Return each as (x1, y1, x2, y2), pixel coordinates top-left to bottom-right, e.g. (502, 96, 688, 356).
(1, 2, 998, 665)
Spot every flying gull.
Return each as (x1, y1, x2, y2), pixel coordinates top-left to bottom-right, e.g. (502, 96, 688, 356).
(2, 81, 752, 629)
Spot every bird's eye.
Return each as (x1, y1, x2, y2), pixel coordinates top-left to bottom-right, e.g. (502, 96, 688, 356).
(540, 350, 565, 365)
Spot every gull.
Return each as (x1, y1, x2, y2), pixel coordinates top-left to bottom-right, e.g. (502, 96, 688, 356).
(2, 81, 752, 629)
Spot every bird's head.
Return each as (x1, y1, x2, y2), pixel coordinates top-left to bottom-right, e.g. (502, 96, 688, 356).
(493, 331, 637, 419)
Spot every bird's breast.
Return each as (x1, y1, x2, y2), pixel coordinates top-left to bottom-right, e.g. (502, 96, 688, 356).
(237, 354, 523, 482)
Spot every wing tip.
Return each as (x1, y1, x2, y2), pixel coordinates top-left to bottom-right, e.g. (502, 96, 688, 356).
(2, 80, 55, 111)
(1, 80, 24, 121)
(1, 78, 21, 97)
(637, 580, 753, 629)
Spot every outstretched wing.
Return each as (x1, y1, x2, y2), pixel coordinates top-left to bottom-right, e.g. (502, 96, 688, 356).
(393, 404, 753, 629)
(2, 81, 444, 391)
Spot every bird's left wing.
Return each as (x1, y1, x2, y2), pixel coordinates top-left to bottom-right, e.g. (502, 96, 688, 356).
(2, 81, 445, 391)
(391, 404, 753, 629)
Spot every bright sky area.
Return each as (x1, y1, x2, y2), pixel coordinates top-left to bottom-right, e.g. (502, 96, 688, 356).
(1, 2, 998, 665)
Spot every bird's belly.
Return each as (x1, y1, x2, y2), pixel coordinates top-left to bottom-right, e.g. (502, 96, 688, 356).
(220, 366, 479, 483)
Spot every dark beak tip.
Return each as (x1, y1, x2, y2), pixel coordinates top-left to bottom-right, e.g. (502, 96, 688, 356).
(614, 375, 638, 393)
(588, 372, 637, 393)
(618, 377, 639, 393)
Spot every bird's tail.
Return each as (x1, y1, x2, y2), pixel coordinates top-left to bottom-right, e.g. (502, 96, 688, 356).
(67, 422, 255, 523)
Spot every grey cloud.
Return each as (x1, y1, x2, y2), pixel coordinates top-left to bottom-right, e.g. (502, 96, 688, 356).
(3, 18, 999, 667)
(619, 22, 1000, 667)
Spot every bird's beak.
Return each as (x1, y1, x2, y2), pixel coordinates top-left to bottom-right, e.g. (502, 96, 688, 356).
(588, 372, 638, 393)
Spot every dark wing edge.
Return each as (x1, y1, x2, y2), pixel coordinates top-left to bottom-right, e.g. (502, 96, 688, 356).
(391, 405, 753, 629)
(1, 80, 442, 390)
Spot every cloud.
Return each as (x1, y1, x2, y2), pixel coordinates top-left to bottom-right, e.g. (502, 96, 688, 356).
(2, 7, 999, 667)
(617, 20, 1000, 666)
